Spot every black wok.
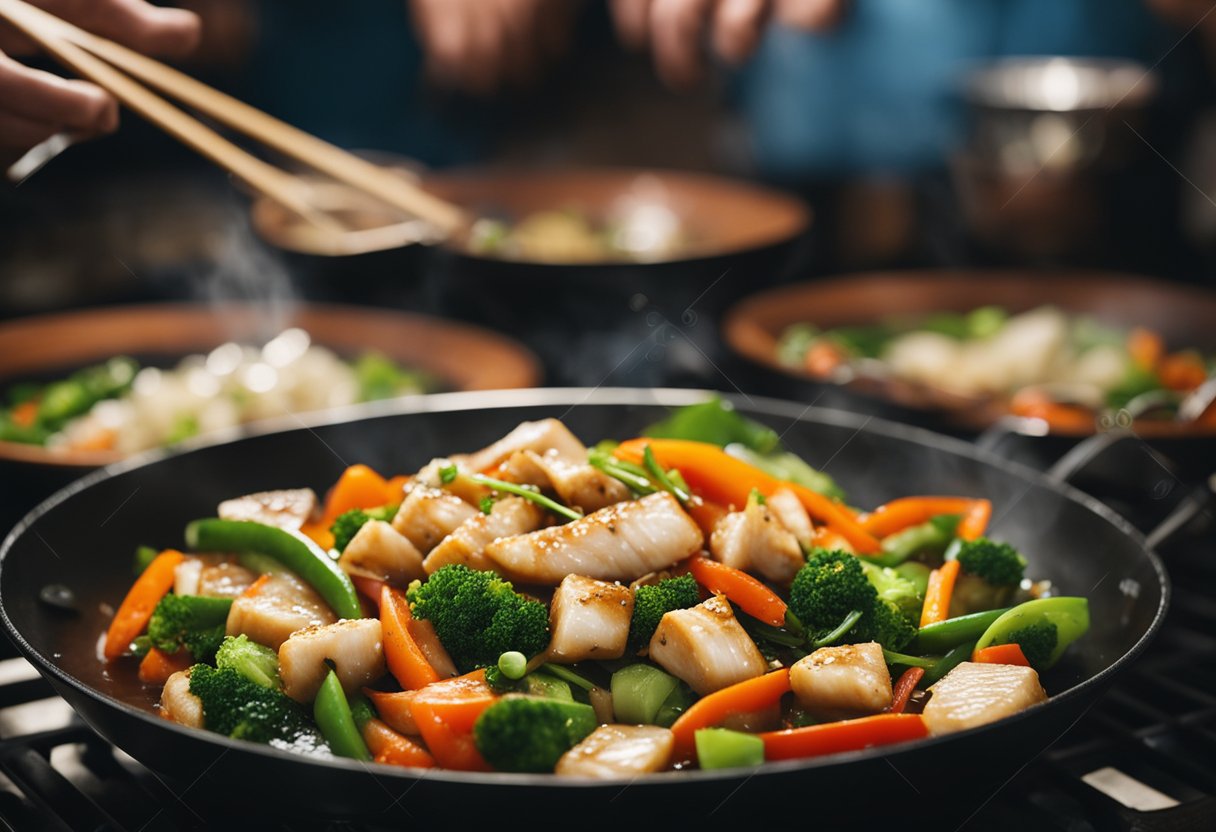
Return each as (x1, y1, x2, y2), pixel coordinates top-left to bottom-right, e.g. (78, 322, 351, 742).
(0, 389, 1167, 826)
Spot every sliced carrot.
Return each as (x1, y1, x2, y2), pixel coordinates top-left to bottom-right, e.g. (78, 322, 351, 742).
(299, 520, 335, 551)
(10, 400, 38, 428)
(381, 585, 442, 690)
(104, 550, 184, 661)
(812, 526, 855, 553)
(321, 464, 389, 525)
(240, 573, 271, 598)
(956, 499, 992, 541)
(860, 497, 976, 538)
(760, 713, 928, 760)
(972, 642, 1030, 667)
(137, 647, 192, 685)
(1128, 327, 1164, 370)
(887, 666, 925, 714)
(1008, 389, 1096, 434)
(689, 557, 786, 627)
(920, 559, 961, 628)
(383, 474, 411, 504)
(615, 439, 878, 553)
(1158, 351, 1208, 392)
(362, 718, 435, 769)
(364, 688, 420, 736)
(351, 576, 386, 613)
(670, 669, 791, 757)
(684, 496, 728, 537)
(804, 340, 847, 377)
(409, 670, 497, 771)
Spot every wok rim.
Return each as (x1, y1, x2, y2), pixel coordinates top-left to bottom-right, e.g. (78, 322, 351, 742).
(0, 387, 1171, 790)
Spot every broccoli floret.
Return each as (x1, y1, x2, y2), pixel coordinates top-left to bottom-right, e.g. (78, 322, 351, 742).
(1002, 622, 1058, 670)
(472, 695, 596, 772)
(789, 550, 876, 637)
(329, 504, 400, 553)
(954, 538, 1027, 586)
(859, 560, 923, 621)
(187, 664, 313, 744)
(147, 594, 233, 662)
(407, 565, 549, 672)
(629, 574, 701, 651)
(215, 635, 281, 690)
(851, 598, 917, 652)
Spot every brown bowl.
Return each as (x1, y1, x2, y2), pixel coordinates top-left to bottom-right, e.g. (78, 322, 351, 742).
(0, 302, 540, 476)
(723, 270, 1216, 437)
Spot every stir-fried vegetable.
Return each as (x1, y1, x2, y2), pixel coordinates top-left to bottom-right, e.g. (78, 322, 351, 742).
(104, 403, 1091, 776)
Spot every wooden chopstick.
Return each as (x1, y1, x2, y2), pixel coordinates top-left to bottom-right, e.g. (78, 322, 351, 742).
(0, 0, 346, 233)
(0, 0, 468, 236)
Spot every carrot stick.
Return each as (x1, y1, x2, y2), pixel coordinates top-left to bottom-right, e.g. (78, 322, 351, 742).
(1128, 326, 1164, 370)
(1158, 351, 1208, 392)
(684, 497, 728, 537)
(381, 585, 442, 690)
(409, 670, 497, 771)
(383, 474, 411, 505)
(615, 439, 878, 553)
(689, 557, 787, 627)
(860, 497, 976, 538)
(812, 527, 855, 553)
(973, 643, 1030, 667)
(920, 559, 961, 628)
(956, 499, 992, 541)
(240, 573, 271, 598)
(351, 576, 386, 613)
(137, 647, 192, 685)
(321, 464, 389, 524)
(887, 666, 925, 714)
(103, 550, 184, 660)
(670, 669, 791, 757)
(364, 689, 420, 736)
(362, 718, 435, 769)
(760, 713, 927, 760)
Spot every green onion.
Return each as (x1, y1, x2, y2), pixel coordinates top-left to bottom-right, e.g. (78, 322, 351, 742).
(643, 445, 690, 504)
(811, 609, 864, 648)
(466, 474, 582, 523)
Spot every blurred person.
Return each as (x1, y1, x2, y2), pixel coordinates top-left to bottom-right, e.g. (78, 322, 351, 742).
(0, 0, 200, 166)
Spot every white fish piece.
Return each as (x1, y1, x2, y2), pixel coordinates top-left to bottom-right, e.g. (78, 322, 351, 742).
(547, 574, 634, 663)
(464, 418, 588, 472)
(408, 618, 458, 678)
(279, 618, 386, 703)
(648, 594, 767, 695)
(392, 485, 479, 554)
(922, 661, 1047, 735)
(709, 498, 804, 584)
(415, 457, 489, 505)
(339, 520, 426, 586)
(198, 560, 258, 598)
(790, 642, 892, 714)
(519, 450, 631, 513)
(218, 489, 317, 531)
(484, 492, 703, 585)
(160, 669, 203, 729)
(767, 488, 815, 549)
(423, 497, 546, 574)
(174, 558, 203, 597)
(225, 570, 336, 650)
(556, 725, 674, 778)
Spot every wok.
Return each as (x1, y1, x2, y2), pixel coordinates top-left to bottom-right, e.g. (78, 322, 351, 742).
(0, 389, 1167, 825)
(723, 270, 1216, 481)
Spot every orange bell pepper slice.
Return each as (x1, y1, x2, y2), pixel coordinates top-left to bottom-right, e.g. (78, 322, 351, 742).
(104, 549, 184, 660)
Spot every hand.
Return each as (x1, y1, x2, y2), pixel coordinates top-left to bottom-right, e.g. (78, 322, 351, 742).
(610, 0, 847, 89)
(1, 0, 199, 168)
(409, 0, 577, 95)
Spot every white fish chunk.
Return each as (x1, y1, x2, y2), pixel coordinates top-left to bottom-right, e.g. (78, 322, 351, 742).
(392, 485, 479, 554)
(709, 497, 804, 584)
(922, 661, 1047, 735)
(507, 450, 631, 513)
(218, 489, 317, 531)
(279, 618, 386, 703)
(198, 560, 258, 598)
(767, 488, 815, 549)
(790, 642, 892, 714)
(556, 725, 674, 778)
(160, 669, 203, 729)
(547, 574, 634, 663)
(423, 497, 546, 574)
(484, 492, 703, 585)
(465, 418, 588, 472)
(225, 570, 336, 650)
(339, 520, 426, 586)
(648, 595, 767, 695)
(174, 558, 203, 597)
(415, 457, 489, 505)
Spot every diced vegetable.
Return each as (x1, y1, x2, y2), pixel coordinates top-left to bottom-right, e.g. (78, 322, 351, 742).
(695, 728, 765, 770)
(611, 664, 680, 725)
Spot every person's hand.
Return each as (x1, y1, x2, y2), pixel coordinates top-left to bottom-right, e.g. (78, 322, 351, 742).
(409, 0, 577, 95)
(610, 0, 847, 89)
(1, 0, 199, 168)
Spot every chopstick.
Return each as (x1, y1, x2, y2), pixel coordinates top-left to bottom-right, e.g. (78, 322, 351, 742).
(0, 0, 469, 237)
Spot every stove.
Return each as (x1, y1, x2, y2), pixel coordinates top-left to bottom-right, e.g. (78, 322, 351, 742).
(0, 423, 1212, 831)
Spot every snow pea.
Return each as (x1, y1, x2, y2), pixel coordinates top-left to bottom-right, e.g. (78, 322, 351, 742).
(913, 607, 1012, 654)
(873, 514, 960, 567)
(974, 597, 1090, 669)
(921, 640, 978, 687)
(314, 669, 371, 761)
(185, 519, 361, 620)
